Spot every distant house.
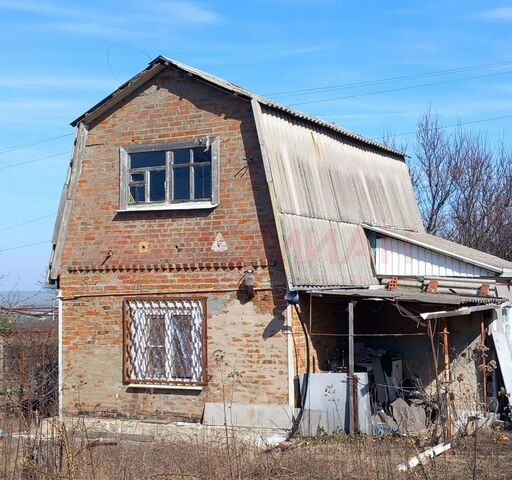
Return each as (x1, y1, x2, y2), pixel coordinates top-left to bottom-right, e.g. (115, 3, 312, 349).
(48, 56, 512, 433)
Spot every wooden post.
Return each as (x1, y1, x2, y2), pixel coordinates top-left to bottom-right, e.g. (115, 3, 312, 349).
(442, 319, 452, 440)
(348, 301, 356, 434)
(480, 315, 488, 411)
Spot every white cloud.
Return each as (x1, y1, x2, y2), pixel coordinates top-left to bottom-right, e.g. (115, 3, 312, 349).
(475, 7, 512, 21)
(142, 1, 222, 25)
(0, 0, 77, 17)
(0, 0, 222, 38)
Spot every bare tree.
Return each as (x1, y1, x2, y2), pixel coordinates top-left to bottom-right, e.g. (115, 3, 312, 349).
(413, 109, 461, 235)
(407, 109, 512, 260)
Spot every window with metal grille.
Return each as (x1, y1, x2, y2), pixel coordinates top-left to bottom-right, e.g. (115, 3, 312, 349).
(119, 137, 220, 211)
(124, 299, 206, 385)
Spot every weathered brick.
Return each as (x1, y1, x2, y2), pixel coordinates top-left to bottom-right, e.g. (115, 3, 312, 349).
(59, 68, 290, 421)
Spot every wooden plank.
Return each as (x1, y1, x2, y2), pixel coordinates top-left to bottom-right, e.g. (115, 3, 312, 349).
(49, 123, 89, 281)
(348, 301, 355, 434)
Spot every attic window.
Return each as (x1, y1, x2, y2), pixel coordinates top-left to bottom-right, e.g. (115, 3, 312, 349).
(119, 138, 219, 211)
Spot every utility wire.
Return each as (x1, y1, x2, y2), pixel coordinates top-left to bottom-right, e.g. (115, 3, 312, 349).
(0, 151, 70, 170)
(266, 59, 512, 98)
(372, 113, 512, 141)
(0, 133, 73, 156)
(289, 69, 512, 106)
(0, 213, 56, 233)
(0, 240, 49, 253)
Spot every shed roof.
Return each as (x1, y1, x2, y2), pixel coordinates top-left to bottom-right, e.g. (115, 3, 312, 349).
(308, 288, 508, 306)
(364, 225, 512, 275)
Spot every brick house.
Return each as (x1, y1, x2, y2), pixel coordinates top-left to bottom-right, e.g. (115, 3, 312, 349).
(48, 56, 512, 433)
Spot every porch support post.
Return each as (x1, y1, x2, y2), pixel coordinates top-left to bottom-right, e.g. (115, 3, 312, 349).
(348, 301, 358, 434)
(480, 314, 488, 412)
(442, 319, 452, 440)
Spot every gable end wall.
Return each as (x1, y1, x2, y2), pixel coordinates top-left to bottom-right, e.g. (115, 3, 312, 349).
(58, 68, 289, 420)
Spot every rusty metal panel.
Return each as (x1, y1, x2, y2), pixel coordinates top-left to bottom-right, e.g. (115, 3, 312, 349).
(280, 214, 377, 287)
(258, 105, 424, 231)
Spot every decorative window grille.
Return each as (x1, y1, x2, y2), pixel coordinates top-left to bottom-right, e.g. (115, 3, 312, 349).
(124, 299, 206, 385)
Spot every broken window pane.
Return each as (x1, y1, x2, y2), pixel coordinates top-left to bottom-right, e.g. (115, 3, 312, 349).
(130, 151, 166, 169)
(124, 141, 216, 207)
(171, 314, 194, 379)
(173, 167, 190, 200)
(129, 184, 145, 204)
(131, 173, 144, 182)
(192, 146, 211, 163)
(173, 148, 191, 165)
(194, 164, 212, 199)
(149, 170, 166, 202)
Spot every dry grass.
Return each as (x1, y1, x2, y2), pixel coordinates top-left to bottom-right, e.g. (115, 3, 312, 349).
(0, 425, 510, 480)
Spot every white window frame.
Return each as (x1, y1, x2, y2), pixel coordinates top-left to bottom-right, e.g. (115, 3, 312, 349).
(119, 137, 220, 212)
(124, 298, 206, 386)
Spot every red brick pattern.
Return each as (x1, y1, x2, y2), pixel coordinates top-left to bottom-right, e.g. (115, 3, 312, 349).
(59, 67, 289, 420)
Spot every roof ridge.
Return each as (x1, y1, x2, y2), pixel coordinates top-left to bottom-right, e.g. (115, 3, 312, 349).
(73, 55, 405, 158)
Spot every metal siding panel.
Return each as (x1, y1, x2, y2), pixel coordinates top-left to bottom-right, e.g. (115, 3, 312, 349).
(375, 236, 495, 277)
(365, 225, 512, 272)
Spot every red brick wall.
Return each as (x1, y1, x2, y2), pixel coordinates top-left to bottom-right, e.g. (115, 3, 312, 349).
(59, 67, 289, 420)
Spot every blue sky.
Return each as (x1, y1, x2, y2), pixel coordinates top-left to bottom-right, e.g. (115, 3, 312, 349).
(1, 0, 512, 290)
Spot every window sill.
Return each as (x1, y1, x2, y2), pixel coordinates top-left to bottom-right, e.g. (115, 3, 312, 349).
(127, 383, 204, 391)
(117, 202, 218, 213)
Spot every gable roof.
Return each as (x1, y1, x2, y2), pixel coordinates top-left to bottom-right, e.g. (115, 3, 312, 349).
(56, 55, 511, 292)
(71, 55, 404, 159)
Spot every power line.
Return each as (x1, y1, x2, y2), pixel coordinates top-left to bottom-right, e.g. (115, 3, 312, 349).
(0, 151, 70, 170)
(0, 213, 56, 233)
(0, 240, 49, 253)
(266, 59, 512, 98)
(371, 113, 512, 141)
(289, 69, 512, 106)
(0, 133, 74, 156)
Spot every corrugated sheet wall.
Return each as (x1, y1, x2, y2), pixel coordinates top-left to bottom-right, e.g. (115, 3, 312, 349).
(375, 236, 494, 277)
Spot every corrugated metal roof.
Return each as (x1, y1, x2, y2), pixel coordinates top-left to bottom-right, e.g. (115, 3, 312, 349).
(258, 106, 423, 230)
(253, 100, 423, 289)
(309, 288, 507, 306)
(71, 56, 404, 158)
(280, 214, 377, 287)
(364, 225, 512, 274)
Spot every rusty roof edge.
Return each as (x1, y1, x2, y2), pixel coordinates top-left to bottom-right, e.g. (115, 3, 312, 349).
(70, 55, 405, 158)
(306, 288, 509, 306)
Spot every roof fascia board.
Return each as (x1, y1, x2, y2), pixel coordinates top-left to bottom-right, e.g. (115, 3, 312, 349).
(363, 224, 503, 274)
(251, 98, 292, 291)
(71, 62, 167, 127)
(48, 123, 89, 282)
(420, 303, 506, 320)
